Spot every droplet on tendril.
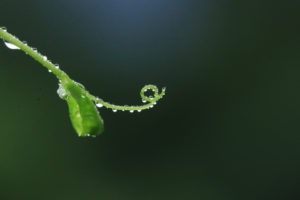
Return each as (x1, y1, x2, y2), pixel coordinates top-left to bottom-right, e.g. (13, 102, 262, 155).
(4, 41, 20, 50)
(1, 27, 7, 31)
(96, 103, 103, 108)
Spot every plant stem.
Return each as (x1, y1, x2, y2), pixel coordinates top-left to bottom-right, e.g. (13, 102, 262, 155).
(0, 28, 71, 83)
(0, 27, 165, 112)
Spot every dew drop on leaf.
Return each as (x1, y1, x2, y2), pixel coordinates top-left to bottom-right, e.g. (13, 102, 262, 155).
(57, 83, 67, 100)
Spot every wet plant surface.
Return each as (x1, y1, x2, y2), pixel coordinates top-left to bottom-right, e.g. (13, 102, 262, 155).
(0, 1, 300, 200)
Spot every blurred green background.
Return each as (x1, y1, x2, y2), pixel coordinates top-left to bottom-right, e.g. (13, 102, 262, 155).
(1, 0, 300, 199)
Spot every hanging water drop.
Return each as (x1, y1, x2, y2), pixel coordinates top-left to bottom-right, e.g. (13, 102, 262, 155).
(48, 69, 52, 73)
(43, 56, 47, 61)
(0, 27, 7, 31)
(4, 41, 20, 50)
(138, 110, 141, 112)
(57, 83, 67, 100)
(142, 100, 147, 103)
(130, 110, 134, 113)
(96, 103, 103, 108)
(113, 109, 117, 112)
(55, 64, 60, 69)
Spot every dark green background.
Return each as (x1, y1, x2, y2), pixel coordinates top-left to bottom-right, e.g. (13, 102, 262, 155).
(1, 0, 300, 199)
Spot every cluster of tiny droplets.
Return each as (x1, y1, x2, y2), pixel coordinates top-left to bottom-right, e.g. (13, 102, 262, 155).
(93, 85, 163, 114)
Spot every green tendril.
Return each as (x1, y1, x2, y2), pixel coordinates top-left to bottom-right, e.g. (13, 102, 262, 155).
(86, 85, 166, 112)
(0, 27, 166, 136)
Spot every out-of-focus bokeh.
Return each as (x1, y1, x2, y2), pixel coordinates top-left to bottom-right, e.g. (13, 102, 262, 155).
(1, 0, 300, 199)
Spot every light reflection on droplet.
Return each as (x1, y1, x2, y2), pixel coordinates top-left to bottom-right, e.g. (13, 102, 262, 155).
(96, 103, 103, 108)
(4, 41, 20, 50)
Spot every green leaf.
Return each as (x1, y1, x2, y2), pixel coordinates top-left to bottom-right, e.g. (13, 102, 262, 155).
(64, 82, 104, 137)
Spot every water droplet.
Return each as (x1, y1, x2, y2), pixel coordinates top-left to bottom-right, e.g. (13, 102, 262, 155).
(130, 110, 134, 113)
(4, 41, 20, 50)
(87, 134, 90, 137)
(23, 41, 27, 45)
(74, 82, 85, 89)
(81, 95, 86, 98)
(57, 83, 67, 99)
(113, 109, 117, 112)
(43, 56, 47, 61)
(138, 110, 141, 112)
(55, 64, 60, 69)
(142, 100, 147, 103)
(48, 69, 52, 73)
(96, 103, 103, 108)
(150, 105, 154, 108)
(1, 27, 7, 31)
